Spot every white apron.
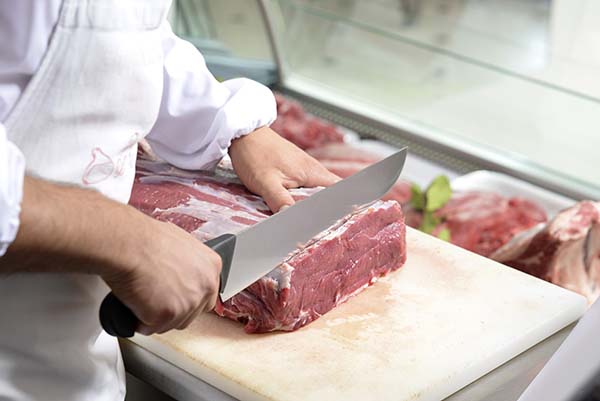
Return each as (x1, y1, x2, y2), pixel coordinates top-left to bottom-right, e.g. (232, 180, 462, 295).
(0, 1, 170, 400)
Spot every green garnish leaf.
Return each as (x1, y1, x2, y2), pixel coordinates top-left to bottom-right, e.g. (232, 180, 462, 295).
(425, 175, 452, 212)
(410, 183, 425, 211)
(437, 228, 451, 242)
(419, 212, 440, 234)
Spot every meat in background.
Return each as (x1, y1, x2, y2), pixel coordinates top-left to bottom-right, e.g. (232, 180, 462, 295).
(271, 94, 345, 150)
(416, 191, 548, 257)
(492, 201, 600, 303)
(307, 143, 413, 205)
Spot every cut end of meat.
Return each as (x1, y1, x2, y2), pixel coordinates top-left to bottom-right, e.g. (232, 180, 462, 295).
(215, 200, 407, 333)
(491, 201, 600, 303)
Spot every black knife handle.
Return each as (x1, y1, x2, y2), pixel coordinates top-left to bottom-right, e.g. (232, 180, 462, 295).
(99, 233, 236, 338)
(203, 234, 236, 293)
(99, 292, 137, 338)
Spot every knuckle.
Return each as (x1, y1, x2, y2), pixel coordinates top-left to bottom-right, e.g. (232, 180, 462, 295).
(140, 312, 161, 327)
(210, 252, 223, 273)
(246, 169, 269, 191)
(212, 268, 221, 287)
(158, 304, 178, 323)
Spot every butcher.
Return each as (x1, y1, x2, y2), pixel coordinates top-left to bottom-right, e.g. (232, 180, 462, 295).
(0, 1, 338, 400)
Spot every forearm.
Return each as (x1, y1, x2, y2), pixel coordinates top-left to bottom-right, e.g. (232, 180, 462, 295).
(0, 176, 146, 276)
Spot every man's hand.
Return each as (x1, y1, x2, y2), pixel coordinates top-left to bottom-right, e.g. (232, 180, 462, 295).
(102, 218, 221, 335)
(229, 126, 340, 212)
(1, 176, 221, 335)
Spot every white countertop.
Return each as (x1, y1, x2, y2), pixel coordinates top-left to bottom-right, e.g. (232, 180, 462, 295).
(122, 324, 574, 401)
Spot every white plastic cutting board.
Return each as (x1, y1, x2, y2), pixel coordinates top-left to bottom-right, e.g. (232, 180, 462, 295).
(131, 228, 586, 401)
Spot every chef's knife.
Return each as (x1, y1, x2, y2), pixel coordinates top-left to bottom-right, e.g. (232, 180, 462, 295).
(100, 147, 408, 337)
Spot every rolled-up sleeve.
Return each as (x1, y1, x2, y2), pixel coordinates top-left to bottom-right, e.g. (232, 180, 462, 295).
(0, 123, 25, 256)
(146, 22, 277, 171)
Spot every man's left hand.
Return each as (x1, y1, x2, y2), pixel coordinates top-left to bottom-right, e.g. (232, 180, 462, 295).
(229, 126, 340, 213)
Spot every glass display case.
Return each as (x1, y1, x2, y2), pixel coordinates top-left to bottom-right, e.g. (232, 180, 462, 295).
(169, 0, 278, 85)
(170, 0, 600, 200)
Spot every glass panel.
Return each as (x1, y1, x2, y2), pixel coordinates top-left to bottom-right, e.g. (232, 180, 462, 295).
(170, 0, 277, 84)
(273, 0, 600, 198)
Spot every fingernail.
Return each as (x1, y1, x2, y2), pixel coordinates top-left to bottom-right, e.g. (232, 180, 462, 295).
(279, 205, 290, 212)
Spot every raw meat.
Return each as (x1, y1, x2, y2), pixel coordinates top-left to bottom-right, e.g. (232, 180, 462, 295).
(130, 157, 317, 241)
(216, 201, 406, 332)
(405, 191, 548, 257)
(129, 155, 407, 333)
(271, 94, 345, 150)
(308, 143, 413, 205)
(491, 201, 600, 302)
(307, 142, 379, 163)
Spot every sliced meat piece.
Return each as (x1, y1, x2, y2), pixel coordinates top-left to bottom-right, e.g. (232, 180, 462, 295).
(216, 201, 406, 333)
(491, 201, 600, 302)
(130, 154, 407, 332)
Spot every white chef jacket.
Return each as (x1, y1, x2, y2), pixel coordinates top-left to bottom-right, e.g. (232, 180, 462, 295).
(0, 0, 276, 255)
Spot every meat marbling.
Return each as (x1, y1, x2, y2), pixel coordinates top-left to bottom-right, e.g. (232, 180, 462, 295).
(129, 154, 407, 333)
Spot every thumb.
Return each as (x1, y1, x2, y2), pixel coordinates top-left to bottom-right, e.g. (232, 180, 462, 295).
(259, 176, 296, 213)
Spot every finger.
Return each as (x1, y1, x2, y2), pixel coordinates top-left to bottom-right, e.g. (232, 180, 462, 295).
(177, 308, 203, 330)
(259, 176, 296, 213)
(174, 311, 197, 331)
(175, 293, 215, 331)
(122, 304, 160, 336)
(139, 320, 175, 335)
(154, 320, 183, 335)
(137, 324, 156, 336)
(204, 290, 220, 312)
(138, 310, 180, 335)
(301, 164, 341, 188)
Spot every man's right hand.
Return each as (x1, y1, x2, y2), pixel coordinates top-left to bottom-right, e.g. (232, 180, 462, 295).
(103, 218, 222, 335)
(1, 176, 222, 335)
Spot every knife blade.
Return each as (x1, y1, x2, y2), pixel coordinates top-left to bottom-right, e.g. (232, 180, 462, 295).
(100, 147, 407, 337)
